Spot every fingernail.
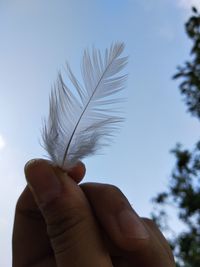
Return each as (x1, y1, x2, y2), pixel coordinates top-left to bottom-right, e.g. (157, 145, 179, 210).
(25, 159, 61, 205)
(117, 209, 149, 239)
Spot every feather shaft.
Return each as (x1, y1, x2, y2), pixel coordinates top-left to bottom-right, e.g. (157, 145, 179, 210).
(61, 51, 117, 166)
(42, 42, 128, 169)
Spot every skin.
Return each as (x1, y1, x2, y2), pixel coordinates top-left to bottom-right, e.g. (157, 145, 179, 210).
(12, 159, 176, 267)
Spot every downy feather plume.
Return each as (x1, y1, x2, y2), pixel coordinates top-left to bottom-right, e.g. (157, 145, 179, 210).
(42, 42, 128, 169)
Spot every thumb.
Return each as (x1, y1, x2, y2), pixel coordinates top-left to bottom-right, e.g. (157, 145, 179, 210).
(25, 159, 112, 267)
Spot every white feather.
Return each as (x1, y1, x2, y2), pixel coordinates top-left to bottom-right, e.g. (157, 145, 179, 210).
(42, 42, 128, 169)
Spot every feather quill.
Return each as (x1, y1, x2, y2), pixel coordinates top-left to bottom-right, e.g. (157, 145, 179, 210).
(42, 42, 128, 169)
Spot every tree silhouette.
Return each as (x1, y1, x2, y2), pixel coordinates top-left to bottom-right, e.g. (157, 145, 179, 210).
(151, 7, 200, 267)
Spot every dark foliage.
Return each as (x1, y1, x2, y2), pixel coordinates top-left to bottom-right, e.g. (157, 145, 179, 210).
(152, 7, 200, 267)
(173, 7, 200, 118)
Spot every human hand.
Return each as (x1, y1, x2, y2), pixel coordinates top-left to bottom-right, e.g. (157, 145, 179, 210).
(13, 159, 175, 267)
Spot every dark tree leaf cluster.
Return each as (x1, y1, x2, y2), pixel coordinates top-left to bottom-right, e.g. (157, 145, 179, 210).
(173, 7, 200, 118)
(152, 7, 200, 267)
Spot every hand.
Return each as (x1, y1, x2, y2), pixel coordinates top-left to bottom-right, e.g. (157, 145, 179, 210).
(13, 159, 175, 267)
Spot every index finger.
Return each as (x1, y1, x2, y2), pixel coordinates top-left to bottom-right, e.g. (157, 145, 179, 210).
(81, 182, 175, 267)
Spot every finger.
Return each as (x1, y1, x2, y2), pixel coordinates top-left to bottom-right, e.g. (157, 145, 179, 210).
(25, 159, 112, 267)
(12, 186, 56, 267)
(67, 161, 86, 183)
(142, 218, 175, 263)
(81, 183, 175, 267)
(12, 162, 86, 267)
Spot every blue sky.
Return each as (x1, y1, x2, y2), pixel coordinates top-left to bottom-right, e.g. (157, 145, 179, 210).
(1, 0, 200, 266)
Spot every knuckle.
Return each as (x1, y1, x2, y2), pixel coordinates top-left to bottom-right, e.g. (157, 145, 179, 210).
(101, 183, 123, 196)
(101, 184, 129, 210)
(46, 206, 87, 239)
(118, 234, 151, 252)
(81, 182, 122, 195)
(42, 198, 89, 254)
(81, 183, 126, 205)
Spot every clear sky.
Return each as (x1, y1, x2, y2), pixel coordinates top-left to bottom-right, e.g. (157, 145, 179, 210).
(1, 0, 200, 266)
